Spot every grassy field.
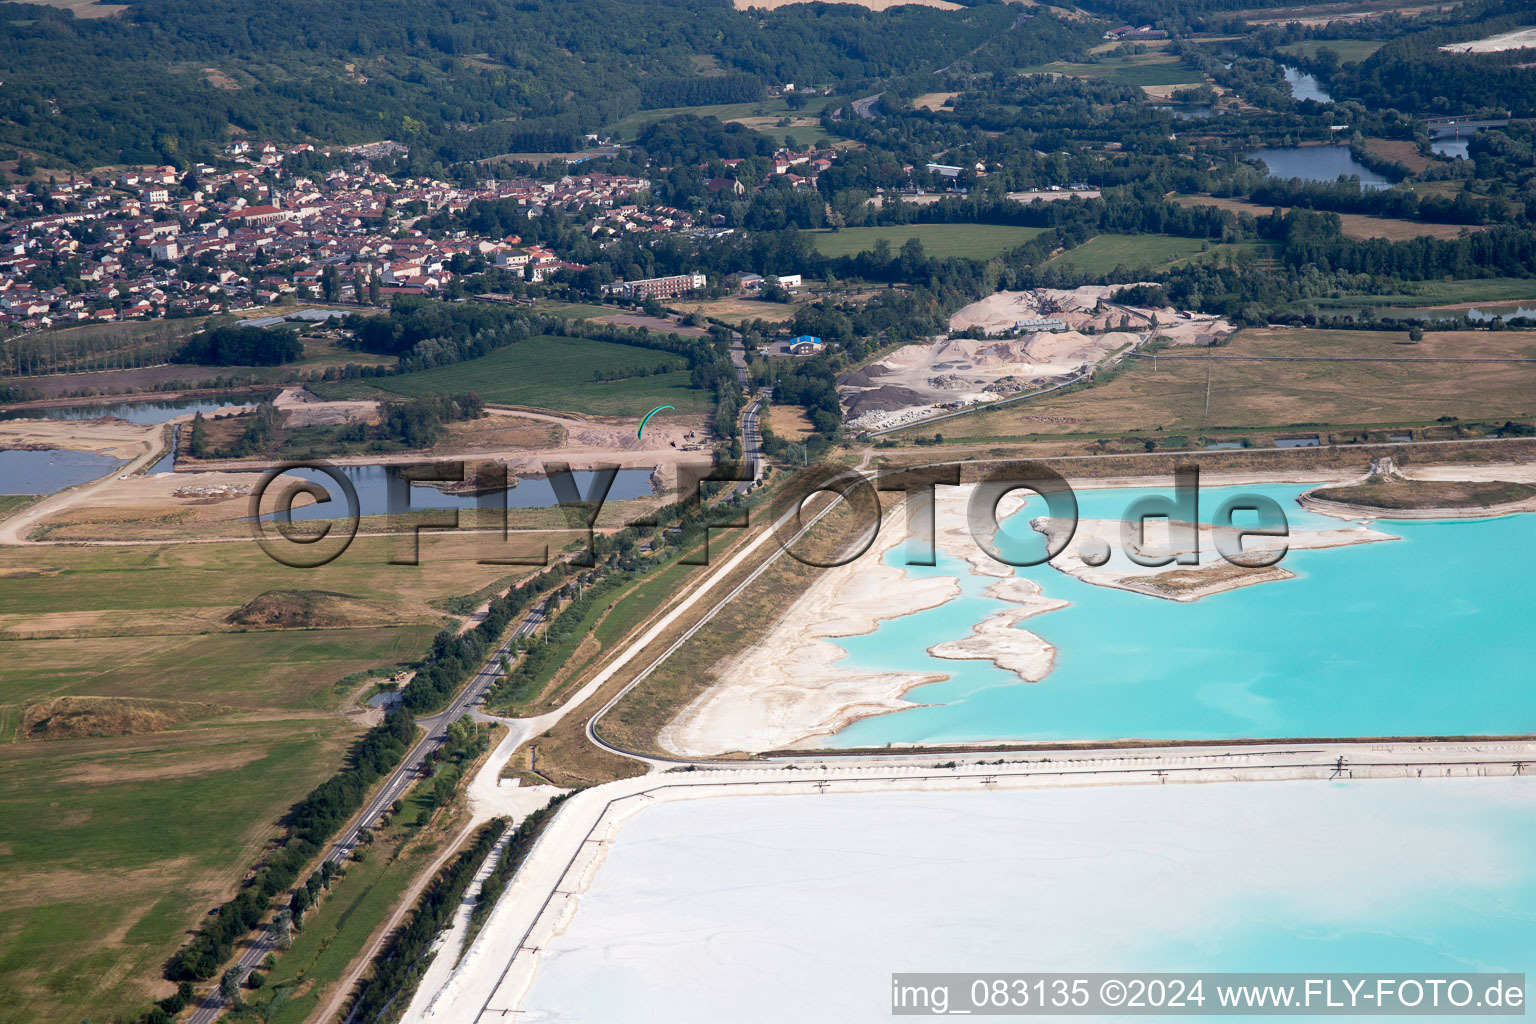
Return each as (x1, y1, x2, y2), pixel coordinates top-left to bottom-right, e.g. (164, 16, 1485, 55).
(531, 300, 619, 320)
(1022, 53, 1204, 87)
(767, 404, 815, 439)
(1045, 233, 1273, 276)
(919, 328, 1536, 441)
(0, 496, 37, 520)
(671, 296, 800, 325)
(0, 0, 124, 17)
(1360, 136, 1435, 175)
(0, 535, 538, 1024)
(1173, 194, 1480, 242)
(1279, 277, 1536, 315)
(606, 96, 846, 146)
(807, 223, 1046, 260)
(0, 718, 355, 1024)
(311, 335, 713, 416)
(1277, 38, 1387, 62)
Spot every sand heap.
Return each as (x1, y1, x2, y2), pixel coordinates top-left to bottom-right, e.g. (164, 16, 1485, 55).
(948, 286, 1231, 347)
(843, 330, 1138, 431)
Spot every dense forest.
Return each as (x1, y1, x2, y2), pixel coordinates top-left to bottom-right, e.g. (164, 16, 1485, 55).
(0, 0, 1030, 167)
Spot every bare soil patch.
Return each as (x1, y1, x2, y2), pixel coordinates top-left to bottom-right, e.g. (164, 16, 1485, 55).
(766, 405, 816, 439)
(21, 696, 231, 740)
(913, 91, 961, 111)
(1362, 137, 1435, 174)
(226, 589, 402, 629)
(673, 297, 799, 325)
(0, 417, 157, 460)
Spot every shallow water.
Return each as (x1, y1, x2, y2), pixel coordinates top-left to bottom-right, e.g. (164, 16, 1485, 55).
(0, 448, 125, 494)
(1282, 65, 1332, 103)
(248, 464, 657, 520)
(0, 395, 264, 425)
(517, 779, 1536, 1023)
(1245, 146, 1391, 189)
(1432, 137, 1470, 159)
(1466, 304, 1536, 322)
(829, 483, 1536, 745)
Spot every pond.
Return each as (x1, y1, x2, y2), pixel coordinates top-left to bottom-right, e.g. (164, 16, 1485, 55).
(248, 464, 658, 521)
(0, 449, 125, 494)
(1431, 137, 1470, 159)
(0, 394, 269, 426)
(1282, 65, 1332, 103)
(1244, 145, 1392, 189)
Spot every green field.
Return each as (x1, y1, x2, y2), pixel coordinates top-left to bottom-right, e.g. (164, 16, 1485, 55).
(0, 536, 535, 1024)
(1045, 234, 1272, 276)
(606, 96, 846, 147)
(532, 300, 620, 320)
(0, 495, 37, 520)
(807, 223, 1046, 260)
(313, 335, 713, 416)
(1278, 39, 1386, 63)
(0, 718, 355, 1024)
(1277, 277, 1536, 315)
(1023, 54, 1204, 87)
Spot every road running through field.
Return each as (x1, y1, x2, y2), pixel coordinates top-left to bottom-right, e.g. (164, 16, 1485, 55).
(185, 601, 547, 1024)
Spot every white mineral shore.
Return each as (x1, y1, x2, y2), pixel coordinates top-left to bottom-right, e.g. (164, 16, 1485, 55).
(1040, 516, 1399, 601)
(659, 483, 1411, 757)
(660, 486, 1049, 757)
(657, 520, 958, 757)
(926, 576, 1065, 680)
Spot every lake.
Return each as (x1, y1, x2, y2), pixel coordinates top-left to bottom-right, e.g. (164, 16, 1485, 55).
(829, 483, 1535, 746)
(516, 778, 1536, 1023)
(1244, 146, 1392, 189)
(1282, 65, 1332, 103)
(0, 448, 125, 494)
(1432, 137, 1470, 159)
(250, 464, 658, 521)
(0, 394, 269, 425)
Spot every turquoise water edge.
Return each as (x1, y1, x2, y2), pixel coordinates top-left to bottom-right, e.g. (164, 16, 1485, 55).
(830, 484, 1536, 746)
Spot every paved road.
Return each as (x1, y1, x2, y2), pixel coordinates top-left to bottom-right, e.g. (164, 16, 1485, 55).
(186, 602, 546, 1024)
(734, 398, 763, 496)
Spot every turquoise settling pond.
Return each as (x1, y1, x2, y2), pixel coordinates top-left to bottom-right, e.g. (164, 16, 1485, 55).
(830, 484, 1536, 746)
